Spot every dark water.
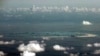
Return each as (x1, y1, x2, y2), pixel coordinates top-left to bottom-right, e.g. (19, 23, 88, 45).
(0, 8, 100, 56)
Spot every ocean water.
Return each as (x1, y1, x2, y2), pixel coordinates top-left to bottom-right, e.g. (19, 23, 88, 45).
(0, 8, 100, 56)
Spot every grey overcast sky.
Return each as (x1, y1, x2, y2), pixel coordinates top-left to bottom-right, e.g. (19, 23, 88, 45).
(2, 0, 100, 8)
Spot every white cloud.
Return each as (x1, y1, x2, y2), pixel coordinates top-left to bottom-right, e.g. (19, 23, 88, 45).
(73, 7, 89, 12)
(0, 40, 15, 45)
(32, 5, 100, 12)
(0, 51, 5, 56)
(18, 41, 45, 56)
(69, 53, 78, 56)
(16, 8, 30, 11)
(86, 44, 92, 47)
(86, 43, 100, 48)
(70, 47, 75, 50)
(53, 45, 66, 51)
(94, 43, 100, 47)
(21, 51, 36, 56)
(1, 5, 100, 13)
(98, 8, 100, 12)
(18, 43, 26, 52)
(93, 50, 100, 54)
(89, 8, 97, 12)
(63, 6, 71, 12)
(0, 35, 3, 38)
(82, 20, 92, 25)
(18, 40, 45, 52)
(63, 51, 69, 54)
(26, 42, 45, 52)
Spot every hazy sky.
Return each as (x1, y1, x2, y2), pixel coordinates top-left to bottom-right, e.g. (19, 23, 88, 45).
(2, 0, 100, 8)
